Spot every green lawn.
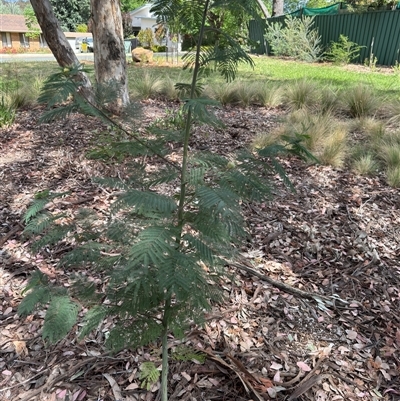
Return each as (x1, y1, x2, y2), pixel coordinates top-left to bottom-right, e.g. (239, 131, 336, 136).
(1, 55, 400, 102)
(243, 57, 400, 99)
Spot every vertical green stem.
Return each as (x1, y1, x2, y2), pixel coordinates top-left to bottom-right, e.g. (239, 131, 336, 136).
(161, 3, 212, 401)
(160, 297, 171, 401)
(177, 0, 211, 228)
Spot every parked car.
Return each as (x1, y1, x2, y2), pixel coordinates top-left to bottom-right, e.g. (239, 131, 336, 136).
(80, 38, 94, 53)
(75, 37, 83, 50)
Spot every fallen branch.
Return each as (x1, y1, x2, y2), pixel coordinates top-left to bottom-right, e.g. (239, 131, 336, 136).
(229, 261, 347, 308)
(0, 223, 23, 247)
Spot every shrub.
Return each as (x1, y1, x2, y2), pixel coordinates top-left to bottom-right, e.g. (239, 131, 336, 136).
(131, 71, 163, 99)
(386, 165, 400, 187)
(387, 99, 400, 126)
(7, 90, 29, 109)
(265, 15, 323, 62)
(0, 99, 15, 128)
(318, 127, 347, 167)
(231, 81, 258, 107)
(159, 75, 180, 100)
(292, 111, 333, 151)
(151, 45, 167, 52)
(137, 28, 155, 49)
(276, 110, 348, 166)
(341, 84, 380, 118)
(254, 82, 283, 108)
(251, 131, 282, 150)
(379, 143, 400, 168)
(352, 154, 379, 176)
(356, 117, 386, 139)
(284, 79, 319, 111)
(76, 24, 88, 33)
(319, 87, 340, 115)
(325, 35, 364, 65)
(206, 82, 238, 105)
(0, 47, 17, 54)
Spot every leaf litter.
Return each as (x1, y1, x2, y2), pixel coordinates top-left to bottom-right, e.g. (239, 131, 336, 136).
(0, 101, 399, 401)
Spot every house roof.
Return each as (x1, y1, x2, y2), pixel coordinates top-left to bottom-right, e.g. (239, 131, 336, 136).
(64, 32, 93, 39)
(0, 14, 32, 33)
(130, 3, 156, 18)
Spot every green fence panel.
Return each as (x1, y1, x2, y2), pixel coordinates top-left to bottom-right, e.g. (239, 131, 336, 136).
(250, 9, 400, 66)
(249, 19, 267, 54)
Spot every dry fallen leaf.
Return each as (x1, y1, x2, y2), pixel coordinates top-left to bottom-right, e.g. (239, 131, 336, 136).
(125, 383, 139, 390)
(297, 361, 312, 372)
(181, 371, 191, 381)
(346, 330, 358, 340)
(270, 362, 283, 370)
(12, 340, 28, 356)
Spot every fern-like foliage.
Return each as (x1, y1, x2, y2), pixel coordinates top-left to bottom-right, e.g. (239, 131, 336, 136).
(183, 97, 223, 127)
(112, 190, 177, 216)
(139, 362, 161, 390)
(151, 0, 205, 34)
(171, 345, 206, 363)
(182, 40, 254, 82)
(42, 296, 79, 343)
(20, 2, 315, 399)
(19, 271, 78, 343)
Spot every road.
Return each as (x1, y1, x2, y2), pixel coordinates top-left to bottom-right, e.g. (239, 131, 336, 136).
(0, 51, 181, 64)
(0, 52, 94, 63)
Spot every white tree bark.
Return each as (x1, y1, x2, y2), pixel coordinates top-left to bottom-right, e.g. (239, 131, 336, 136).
(255, 0, 271, 18)
(90, 0, 130, 113)
(29, 0, 93, 96)
(272, 0, 284, 16)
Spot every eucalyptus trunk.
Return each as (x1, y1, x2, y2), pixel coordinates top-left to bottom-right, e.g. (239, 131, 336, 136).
(255, 0, 271, 18)
(272, 0, 284, 16)
(90, 0, 130, 114)
(29, 0, 93, 97)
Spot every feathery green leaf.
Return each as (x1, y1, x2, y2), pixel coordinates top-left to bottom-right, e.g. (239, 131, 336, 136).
(79, 306, 108, 338)
(112, 190, 177, 216)
(42, 296, 79, 343)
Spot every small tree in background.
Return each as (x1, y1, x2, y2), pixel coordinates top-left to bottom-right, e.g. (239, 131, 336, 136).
(325, 34, 364, 65)
(154, 24, 166, 45)
(24, 5, 41, 39)
(137, 27, 155, 48)
(265, 15, 322, 62)
(75, 23, 88, 33)
(49, 0, 91, 32)
(122, 12, 136, 38)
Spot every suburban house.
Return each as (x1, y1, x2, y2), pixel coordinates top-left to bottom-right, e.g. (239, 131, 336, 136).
(0, 14, 47, 51)
(129, 3, 181, 51)
(129, 3, 157, 36)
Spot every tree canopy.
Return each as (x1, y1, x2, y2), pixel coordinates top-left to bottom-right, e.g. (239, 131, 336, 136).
(49, 0, 91, 31)
(0, 0, 26, 14)
(120, 0, 147, 13)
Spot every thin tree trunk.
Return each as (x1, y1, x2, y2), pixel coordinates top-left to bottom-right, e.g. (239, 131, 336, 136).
(255, 0, 271, 18)
(29, 0, 93, 96)
(90, 0, 129, 114)
(272, 0, 284, 16)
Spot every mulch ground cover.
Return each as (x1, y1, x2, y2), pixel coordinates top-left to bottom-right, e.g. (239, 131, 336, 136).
(0, 101, 399, 401)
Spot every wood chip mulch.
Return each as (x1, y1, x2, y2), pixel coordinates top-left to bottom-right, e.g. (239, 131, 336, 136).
(0, 101, 399, 401)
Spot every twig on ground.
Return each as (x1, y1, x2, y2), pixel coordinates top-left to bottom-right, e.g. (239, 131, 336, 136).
(229, 261, 348, 307)
(0, 222, 23, 247)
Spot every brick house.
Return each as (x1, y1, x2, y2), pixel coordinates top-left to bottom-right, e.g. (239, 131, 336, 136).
(0, 14, 47, 51)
